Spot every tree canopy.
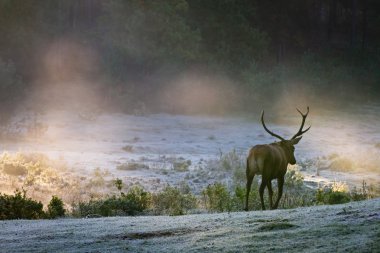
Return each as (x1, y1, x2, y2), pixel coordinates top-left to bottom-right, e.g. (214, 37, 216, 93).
(0, 0, 379, 114)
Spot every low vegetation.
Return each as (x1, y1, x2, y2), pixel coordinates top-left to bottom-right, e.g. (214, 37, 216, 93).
(72, 185, 151, 217)
(0, 151, 378, 220)
(326, 153, 380, 174)
(47, 196, 66, 218)
(151, 185, 197, 216)
(0, 190, 66, 220)
(317, 180, 375, 205)
(1, 175, 376, 220)
(0, 189, 44, 220)
(172, 160, 191, 172)
(116, 162, 149, 171)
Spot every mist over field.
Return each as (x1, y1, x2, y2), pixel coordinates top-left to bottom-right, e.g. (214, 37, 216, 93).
(0, 1, 379, 252)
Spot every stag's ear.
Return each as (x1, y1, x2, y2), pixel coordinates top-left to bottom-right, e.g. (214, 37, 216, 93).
(291, 136, 302, 145)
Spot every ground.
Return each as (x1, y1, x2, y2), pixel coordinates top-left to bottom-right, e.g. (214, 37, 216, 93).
(0, 105, 380, 252)
(0, 105, 379, 203)
(0, 198, 379, 252)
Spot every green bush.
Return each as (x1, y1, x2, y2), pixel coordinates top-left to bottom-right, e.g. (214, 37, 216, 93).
(327, 191, 351, 205)
(202, 182, 233, 212)
(316, 180, 378, 205)
(285, 166, 304, 188)
(173, 160, 191, 172)
(152, 185, 197, 216)
(123, 186, 151, 215)
(48, 196, 66, 218)
(316, 187, 350, 205)
(72, 186, 151, 217)
(72, 199, 108, 217)
(350, 181, 375, 201)
(0, 189, 45, 220)
(114, 178, 123, 191)
(234, 183, 261, 211)
(317, 189, 350, 205)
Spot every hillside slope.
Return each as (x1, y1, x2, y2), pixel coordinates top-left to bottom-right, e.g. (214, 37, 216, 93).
(1, 198, 379, 252)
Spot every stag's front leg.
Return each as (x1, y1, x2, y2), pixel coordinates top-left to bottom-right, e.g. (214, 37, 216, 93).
(273, 177, 284, 209)
(259, 180, 267, 210)
(267, 180, 274, 210)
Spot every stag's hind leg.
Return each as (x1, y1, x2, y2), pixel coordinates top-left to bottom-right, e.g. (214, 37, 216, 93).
(267, 180, 274, 209)
(244, 174, 255, 211)
(259, 180, 267, 210)
(273, 177, 284, 209)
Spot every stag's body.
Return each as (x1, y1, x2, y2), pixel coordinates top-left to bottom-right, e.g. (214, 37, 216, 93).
(247, 144, 288, 180)
(245, 107, 310, 211)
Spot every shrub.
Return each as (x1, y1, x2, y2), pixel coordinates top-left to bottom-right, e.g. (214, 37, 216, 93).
(285, 165, 304, 188)
(116, 162, 149, 171)
(328, 157, 355, 172)
(327, 191, 351, 204)
(202, 182, 232, 212)
(123, 186, 151, 215)
(232, 166, 246, 186)
(220, 149, 243, 171)
(0, 152, 70, 192)
(114, 178, 123, 191)
(316, 181, 351, 205)
(0, 189, 45, 220)
(2, 162, 27, 176)
(71, 199, 106, 217)
(122, 145, 134, 152)
(316, 180, 378, 205)
(152, 185, 197, 216)
(234, 183, 261, 211)
(280, 189, 316, 209)
(48, 196, 66, 218)
(172, 160, 191, 172)
(72, 186, 151, 217)
(350, 181, 375, 201)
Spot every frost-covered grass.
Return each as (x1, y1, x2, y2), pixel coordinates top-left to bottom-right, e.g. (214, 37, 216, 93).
(0, 107, 379, 251)
(1, 106, 379, 207)
(0, 198, 378, 252)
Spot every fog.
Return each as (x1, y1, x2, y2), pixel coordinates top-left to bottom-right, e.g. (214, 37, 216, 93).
(0, 1, 379, 209)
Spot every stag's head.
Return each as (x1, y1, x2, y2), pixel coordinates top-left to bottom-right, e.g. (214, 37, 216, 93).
(261, 107, 311, 165)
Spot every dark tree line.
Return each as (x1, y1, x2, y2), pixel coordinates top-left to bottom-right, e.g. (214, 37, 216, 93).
(0, 0, 379, 116)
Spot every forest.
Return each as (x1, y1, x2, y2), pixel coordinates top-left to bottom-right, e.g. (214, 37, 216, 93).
(1, 2, 380, 251)
(1, 0, 380, 119)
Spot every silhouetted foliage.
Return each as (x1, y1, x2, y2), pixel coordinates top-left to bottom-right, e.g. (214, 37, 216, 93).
(47, 196, 66, 219)
(202, 182, 233, 212)
(114, 178, 123, 191)
(0, 189, 44, 220)
(151, 185, 197, 216)
(72, 186, 151, 217)
(0, 0, 380, 116)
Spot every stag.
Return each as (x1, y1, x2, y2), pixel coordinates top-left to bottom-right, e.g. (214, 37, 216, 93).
(245, 107, 310, 211)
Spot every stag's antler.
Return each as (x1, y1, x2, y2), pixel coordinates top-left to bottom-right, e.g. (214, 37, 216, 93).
(291, 106, 311, 140)
(261, 111, 285, 141)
